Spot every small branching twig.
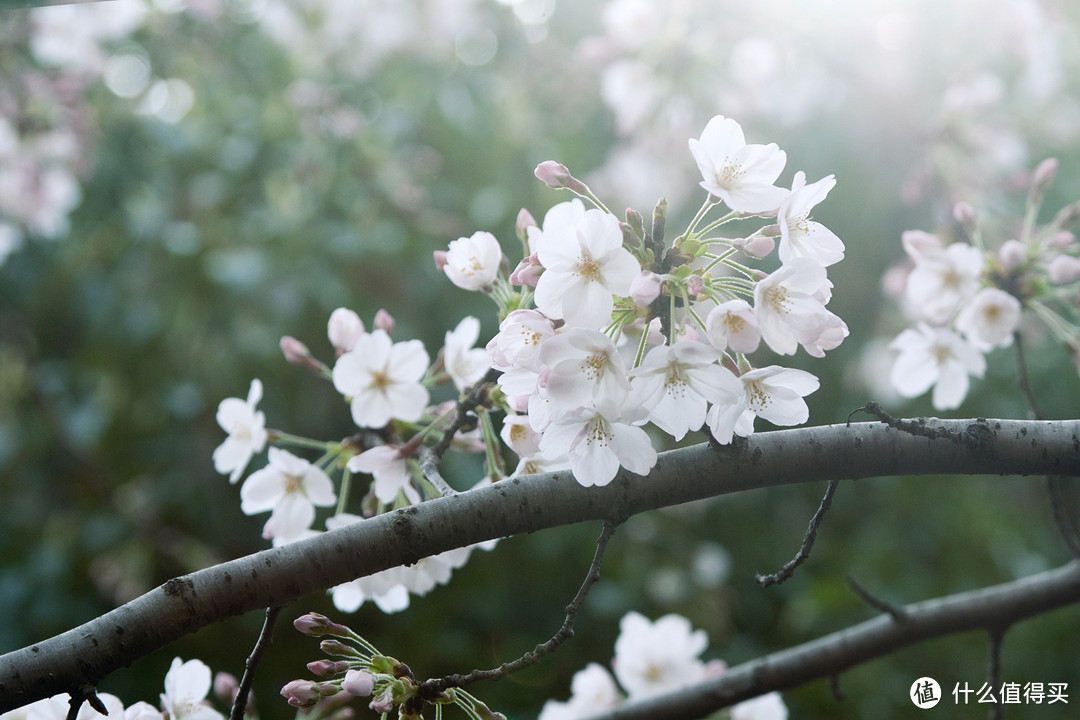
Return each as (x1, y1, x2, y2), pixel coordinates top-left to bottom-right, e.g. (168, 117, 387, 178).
(757, 480, 839, 587)
(230, 606, 282, 720)
(847, 576, 907, 621)
(847, 402, 964, 441)
(1012, 330, 1043, 421)
(418, 447, 458, 497)
(1046, 477, 1080, 559)
(431, 368, 501, 460)
(829, 674, 844, 703)
(422, 520, 620, 696)
(66, 686, 106, 720)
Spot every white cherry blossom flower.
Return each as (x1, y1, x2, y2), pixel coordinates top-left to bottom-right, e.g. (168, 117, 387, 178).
(442, 230, 502, 291)
(688, 115, 789, 214)
(611, 612, 708, 700)
(538, 663, 621, 720)
(26, 694, 125, 720)
(160, 658, 224, 720)
(442, 316, 491, 391)
(628, 342, 742, 441)
(731, 692, 789, 720)
(706, 366, 820, 444)
(890, 324, 986, 410)
(754, 259, 843, 356)
(705, 299, 761, 354)
(538, 328, 631, 421)
(123, 702, 163, 720)
(240, 448, 336, 544)
(500, 413, 543, 458)
(327, 515, 411, 614)
(212, 379, 268, 484)
(905, 241, 983, 324)
(954, 287, 1021, 349)
(332, 329, 430, 429)
(532, 205, 640, 329)
(538, 399, 656, 487)
(347, 445, 420, 505)
(327, 308, 365, 353)
(777, 171, 844, 267)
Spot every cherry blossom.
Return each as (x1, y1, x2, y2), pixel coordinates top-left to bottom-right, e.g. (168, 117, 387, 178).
(753, 259, 845, 356)
(777, 171, 844, 267)
(327, 307, 365, 353)
(537, 664, 620, 720)
(332, 329, 430, 428)
(442, 316, 491, 391)
(240, 448, 336, 545)
(500, 413, 543, 458)
(611, 611, 709, 700)
(441, 230, 502, 291)
(705, 299, 761, 354)
(537, 328, 631, 420)
(688, 115, 789, 213)
(706, 366, 820, 444)
(346, 445, 420, 505)
(955, 287, 1022, 349)
(160, 658, 223, 720)
(532, 204, 640, 329)
(731, 692, 789, 720)
(628, 341, 742, 441)
(537, 400, 656, 487)
(890, 324, 986, 410)
(904, 240, 984, 324)
(212, 379, 268, 484)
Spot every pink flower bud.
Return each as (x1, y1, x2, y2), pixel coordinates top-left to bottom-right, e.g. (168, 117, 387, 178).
(629, 271, 662, 305)
(509, 253, 543, 287)
(534, 161, 588, 194)
(281, 680, 322, 708)
(281, 336, 312, 365)
(432, 250, 448, 272)
(328, 308, 365, 352)
(342, 669, 376, 697)
(1048, 255, 1080, 285)
(374, 308, 395, 333)
(737, 235, 775, 259)
(515, 208, 537, 248)
(294, 612, 353, 638)
(998, 239, 1026, 269)
(1050, 231, 1076, 249)
(369, 689, 395, 714)
(686, 274, 704, 298)
(213, 673, 239, 704)
(953, 201, 977, 227)
(1031, 157, 1059, 193)
(307, 660, 351, 678)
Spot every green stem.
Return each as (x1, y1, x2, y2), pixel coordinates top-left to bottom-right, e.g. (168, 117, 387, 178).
(267, 430, 334, 453)
(335, 466, 352, 516)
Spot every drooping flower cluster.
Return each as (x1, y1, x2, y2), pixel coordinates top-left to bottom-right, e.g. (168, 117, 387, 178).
(538, 611, 787, 720)
(886, 158, 1080, 410)
(470, 115, 846, 487)
(0, 658, 228, 720)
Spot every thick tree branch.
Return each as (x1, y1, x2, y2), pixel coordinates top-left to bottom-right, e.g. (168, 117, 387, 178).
(1, 418, 1079, 711)
(588, 560, 1080, 720)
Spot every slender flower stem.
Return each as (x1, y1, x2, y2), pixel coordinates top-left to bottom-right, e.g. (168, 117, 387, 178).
(335, 466, 353, 516)
(683, 197, 716, 238)
(632, 319, 651, 369)
(267, 430, 335, 452)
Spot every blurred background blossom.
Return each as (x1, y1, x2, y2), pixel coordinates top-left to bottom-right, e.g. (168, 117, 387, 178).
(2, 0, 1080, 718)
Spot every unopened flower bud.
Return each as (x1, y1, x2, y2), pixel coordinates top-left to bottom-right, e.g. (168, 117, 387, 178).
(1049, 231, 1075, 249)
(515, 208, 537, 251)
(953, 201, 977, 229)
(998, 239, 1027, 269)
(686, 273, 704, 299)
(307, 660, 351, 678)
(629, 271, 662, 305)
(281, 336, 312, 365)
(342, 669, 376, 697)
(1031, 157, 1059, 195)
(432, 250, 448, 272)
(736, 235, 775, 259)
(1048, 255, 1080, 284)
(534, 161, 589, 195)
(294, 612, 353, 638)
(213, 673, 239, 705)
(321, 638, 364, 658)
(509, 253, 543, 287)
(328, 308, 365, 353)
(369, 688, 395, 714)
(281, 680, 324, 708)
(373, 308, 394, 333)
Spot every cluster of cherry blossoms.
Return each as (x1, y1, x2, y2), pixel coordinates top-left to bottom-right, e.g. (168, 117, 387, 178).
(211, 114, 846, 614)
(281, 612, 503, 720)
(886, 158, 1080, 410)
(538, 611, 786, 720)
(0, 658, 230, 720)
(447, 114, 847, 488)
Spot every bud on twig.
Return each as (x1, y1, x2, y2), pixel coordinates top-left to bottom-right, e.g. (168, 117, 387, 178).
(534, 161, 588, 195)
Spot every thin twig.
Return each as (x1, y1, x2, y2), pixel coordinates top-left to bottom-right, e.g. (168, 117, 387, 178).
(1012, 330, 1043, 421)
(418, 447, 458, 497)
(986, 628, 1006, 720)
(230, 606, 282, 720)
(431, 368, 501, 460)
(757, 480, 839, 587)
(847, 576, 907, 621)
(422, 520, 620, 695)
(1046, 476, 1080, 559)
(66, 686, 107, 720)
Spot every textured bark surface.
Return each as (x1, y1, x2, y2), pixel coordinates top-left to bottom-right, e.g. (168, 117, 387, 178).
(1, 418, 1079, 712)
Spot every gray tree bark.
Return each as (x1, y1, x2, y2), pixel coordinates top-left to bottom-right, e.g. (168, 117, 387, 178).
(1, 418, 1078, 713)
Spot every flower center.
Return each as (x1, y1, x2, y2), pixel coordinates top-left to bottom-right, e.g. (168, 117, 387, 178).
(584, 416, 613, 447)
(664, 363, 689, 398)
(718, 157, 744, 187)
(580, 351, 609, 381)
(746, 379, 771, 413)
(765, 285, 791, 315)
(575, 255, 601, 281)
(370, 370, 390, 390)
(724, 313, 745, 333)
(283, 472, 304, 495)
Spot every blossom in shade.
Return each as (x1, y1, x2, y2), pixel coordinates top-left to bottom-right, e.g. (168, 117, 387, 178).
(753, 259, 843, 356)
(954, 287, 1021, 349)
(731, 692, 789, 720)
(611, 612, 708, 700)
(347, 445, 419, 505)
(442, 231, 502, 291)
(537, 664, 621, 720)
(442, 316, 491, 391)
(538, 328, 631, 420)
(890, 324, 986, 410)
(706, 366, 820, 444)
(160, 658, 224, 720)
(532, 203, 640, 329)
(240, 448, 336, 544)
(212, 379, 268, 484)
(628, 342, 742, 441)
(332, 329, 430, 429)
(537, 399, 656, 487)
(904, 240, 984, 324)
(777, 171, 844, 267)
(688, 115, 788, 213)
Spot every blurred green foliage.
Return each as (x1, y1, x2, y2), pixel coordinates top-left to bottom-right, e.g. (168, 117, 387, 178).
(2, 1, 1080, 719)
